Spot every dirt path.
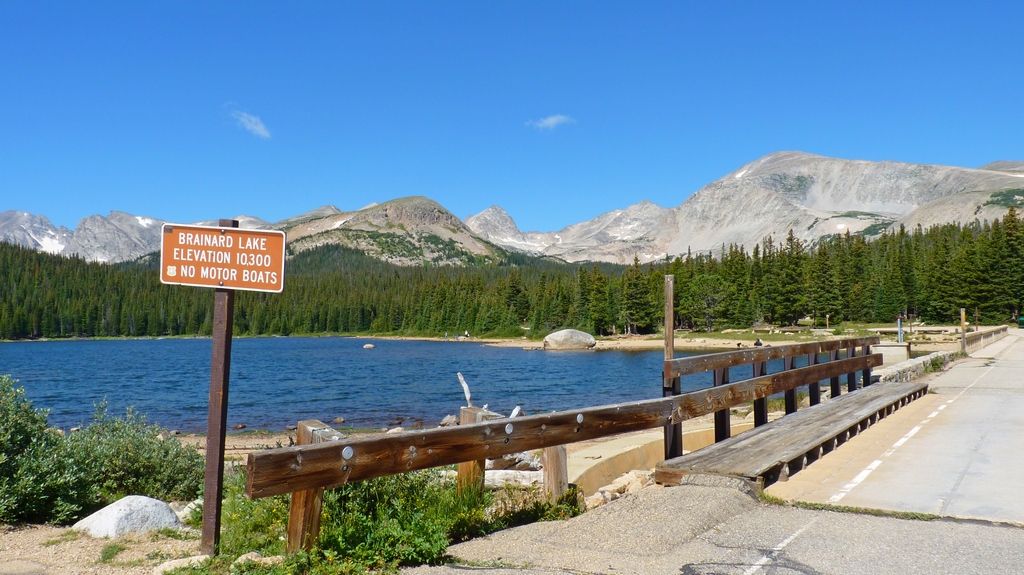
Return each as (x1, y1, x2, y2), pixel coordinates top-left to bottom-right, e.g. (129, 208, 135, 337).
(0, 524, 202, 575)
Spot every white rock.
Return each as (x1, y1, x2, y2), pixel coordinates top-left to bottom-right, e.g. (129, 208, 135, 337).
(438, 414, 458, 427)
(152, 555, 209, 575)
(363, 343, 375, 349)
(73, 495, 182, 538)
(385, 426, 405, 434)
(484, 470, 542, 488)
(543, 329, 597, 350)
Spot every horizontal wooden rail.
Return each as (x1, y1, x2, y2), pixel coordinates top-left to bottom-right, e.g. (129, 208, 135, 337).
(665, 336, 878, 378)
(246, 353, 881, 498)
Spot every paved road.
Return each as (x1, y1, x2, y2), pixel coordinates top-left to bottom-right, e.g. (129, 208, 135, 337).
(769, 329, 1024, 525)
(405, 476, 1024, 575)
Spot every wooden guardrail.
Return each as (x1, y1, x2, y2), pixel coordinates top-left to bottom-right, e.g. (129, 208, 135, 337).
(246, 336, 881, 552)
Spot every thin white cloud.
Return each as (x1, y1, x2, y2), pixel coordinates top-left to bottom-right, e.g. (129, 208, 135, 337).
(527, 114, 575, 130)
(231, 110, 271, 139)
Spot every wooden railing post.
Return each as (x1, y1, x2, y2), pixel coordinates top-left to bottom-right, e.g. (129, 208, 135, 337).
(784, 356, 798, 414)
(807, 350, 821, 405)
(286, 420, 331, 554)
(713, 367, 730, 442)
(663, 275, 682, 459)
(753, 360, 768, 426)
(457, 407, 491, 493)
(543, 445, 568, 502)
(846, 344, 858, 391)
(829, 349, 842, 398)
(861, 344, 873, 386)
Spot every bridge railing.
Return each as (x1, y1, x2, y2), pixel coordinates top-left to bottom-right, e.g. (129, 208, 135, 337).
(964, 325, 1008, 353)
(661, 336, 879, 456)
(245, 335, 880, 552)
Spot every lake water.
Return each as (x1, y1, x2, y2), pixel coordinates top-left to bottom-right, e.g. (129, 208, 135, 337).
(0, 338, 716, 432)
(1, 337, 819, 433)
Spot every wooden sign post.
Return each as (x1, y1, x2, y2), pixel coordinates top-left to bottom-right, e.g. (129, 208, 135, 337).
(159, 220, 287, 555)
(663, 275, 682, 459)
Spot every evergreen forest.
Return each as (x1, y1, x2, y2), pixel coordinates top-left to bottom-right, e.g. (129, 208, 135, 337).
(2, 207, 1022, 341)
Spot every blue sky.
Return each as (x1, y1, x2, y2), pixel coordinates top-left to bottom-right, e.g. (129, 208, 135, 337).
(2, 2, 1022, 232)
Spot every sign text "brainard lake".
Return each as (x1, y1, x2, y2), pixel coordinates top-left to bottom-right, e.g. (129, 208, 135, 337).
(160, 224, 287, 293)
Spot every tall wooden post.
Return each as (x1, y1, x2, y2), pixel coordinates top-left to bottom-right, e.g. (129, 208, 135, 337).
(961, 308, 967, 354)
(861, 344, 873, 387)
(663, 275, 682, 459)
(201, 219, 238, 556)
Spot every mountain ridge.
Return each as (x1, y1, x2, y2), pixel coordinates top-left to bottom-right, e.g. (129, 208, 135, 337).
(5, 151, 1024, 265)
(468, 151, 1024, 262)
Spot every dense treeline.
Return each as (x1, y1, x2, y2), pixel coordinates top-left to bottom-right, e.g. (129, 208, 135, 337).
(2, 207, 1021, 340)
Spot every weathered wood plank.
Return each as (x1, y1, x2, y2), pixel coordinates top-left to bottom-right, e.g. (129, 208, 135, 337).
(665, 337, 879, 378)
(247, 354, 881, 498)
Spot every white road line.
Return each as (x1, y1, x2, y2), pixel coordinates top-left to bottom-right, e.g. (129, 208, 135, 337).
(742, 519, 817, 575)
(828, 365, 995, 503)
(829, 461, 882, 502)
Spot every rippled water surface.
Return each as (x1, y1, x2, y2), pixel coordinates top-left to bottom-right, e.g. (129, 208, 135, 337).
(2, 337, 726, 432)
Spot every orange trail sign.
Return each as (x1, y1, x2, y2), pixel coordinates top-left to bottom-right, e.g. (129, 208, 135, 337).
(160, 223, 286, 293)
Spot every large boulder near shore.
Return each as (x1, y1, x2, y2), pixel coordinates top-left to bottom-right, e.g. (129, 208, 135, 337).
(73, 495, 182, 538)
(543, 329, 597, 350)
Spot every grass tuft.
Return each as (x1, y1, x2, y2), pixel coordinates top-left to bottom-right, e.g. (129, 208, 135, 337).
(99, 542, 128, 563)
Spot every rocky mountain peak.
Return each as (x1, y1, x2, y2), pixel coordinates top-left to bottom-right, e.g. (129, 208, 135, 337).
(348, 196, 466, 231)
(0, 210, 70, 254)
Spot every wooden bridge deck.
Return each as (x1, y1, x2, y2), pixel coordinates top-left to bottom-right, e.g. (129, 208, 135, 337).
(655, 379, 930, 488)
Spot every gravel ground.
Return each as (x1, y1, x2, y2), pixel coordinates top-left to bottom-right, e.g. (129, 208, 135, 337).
(0, 524, 201, 575)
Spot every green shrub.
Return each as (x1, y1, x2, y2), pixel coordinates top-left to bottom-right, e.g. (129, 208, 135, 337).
(65, 401, 204, 503)
(207, 466, 583, 574)
(0, 375, 204, 525)
(0, 375, 92, 524)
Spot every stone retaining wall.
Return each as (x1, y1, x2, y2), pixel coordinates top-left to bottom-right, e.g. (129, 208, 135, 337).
(874, 350, 958, 383)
